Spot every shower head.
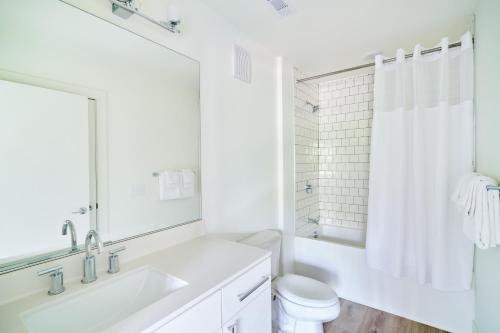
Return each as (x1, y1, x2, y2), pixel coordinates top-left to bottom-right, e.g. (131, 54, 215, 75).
(306, 101, 320, 113)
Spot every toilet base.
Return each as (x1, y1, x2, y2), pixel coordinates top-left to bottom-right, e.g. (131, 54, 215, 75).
(295, 320, 324, 333)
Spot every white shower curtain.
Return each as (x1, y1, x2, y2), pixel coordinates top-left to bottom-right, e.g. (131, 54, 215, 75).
(366, 32, 475, 291)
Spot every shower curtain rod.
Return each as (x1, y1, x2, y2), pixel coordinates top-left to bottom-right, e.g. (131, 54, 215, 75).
(296, 41, 464, 83)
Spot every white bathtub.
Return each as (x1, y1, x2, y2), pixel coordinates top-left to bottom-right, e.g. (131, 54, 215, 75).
(307, 224, 366, 247)
(294, 227, 474, 333)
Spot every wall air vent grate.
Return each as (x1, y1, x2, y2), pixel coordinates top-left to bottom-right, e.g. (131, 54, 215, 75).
(267, 0, 290, 16)
(233, 45, 252, 84)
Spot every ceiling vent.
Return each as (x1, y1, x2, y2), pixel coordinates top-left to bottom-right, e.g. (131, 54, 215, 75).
(266, 0, 290, 16)
(233, 45, 252, 84)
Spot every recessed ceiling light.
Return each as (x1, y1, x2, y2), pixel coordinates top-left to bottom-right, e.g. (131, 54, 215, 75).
(266, 0, 290, 16)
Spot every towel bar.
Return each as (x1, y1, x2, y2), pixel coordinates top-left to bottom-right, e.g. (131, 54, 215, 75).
(152, 171, 196, 177)
(486, 185, 500, 191)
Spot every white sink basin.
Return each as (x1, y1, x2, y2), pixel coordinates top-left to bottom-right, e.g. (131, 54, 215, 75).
(21, 266, 188, 333)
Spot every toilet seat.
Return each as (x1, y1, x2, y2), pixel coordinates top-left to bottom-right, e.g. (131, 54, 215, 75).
(274, 274, 339, 308)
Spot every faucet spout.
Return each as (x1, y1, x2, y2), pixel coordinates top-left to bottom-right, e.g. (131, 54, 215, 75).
(62, 220, 78, 251)
(85, 230, 103, 256)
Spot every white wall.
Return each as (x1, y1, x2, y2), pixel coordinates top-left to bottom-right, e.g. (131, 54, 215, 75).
(279, 58, 296, 275)
(294, 70, 320, 234)
(295, 236, 475, 333)
(473, 0, 500, 332)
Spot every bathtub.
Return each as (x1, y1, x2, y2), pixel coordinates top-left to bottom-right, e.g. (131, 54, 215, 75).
(294, 225, 474, 333)
(308, 224, 366, 247)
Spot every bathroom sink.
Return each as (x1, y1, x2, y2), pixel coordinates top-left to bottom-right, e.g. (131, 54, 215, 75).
(21, 266, 188, 333)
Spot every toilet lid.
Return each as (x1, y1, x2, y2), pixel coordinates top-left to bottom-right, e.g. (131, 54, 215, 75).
(275, 274, 339, 308)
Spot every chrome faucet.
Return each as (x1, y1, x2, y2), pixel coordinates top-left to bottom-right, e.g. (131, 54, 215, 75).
(62, 220, 78, 251)
(81, 230, 103, 284)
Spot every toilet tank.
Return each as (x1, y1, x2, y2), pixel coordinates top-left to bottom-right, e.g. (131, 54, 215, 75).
(239, 230, 281, 279)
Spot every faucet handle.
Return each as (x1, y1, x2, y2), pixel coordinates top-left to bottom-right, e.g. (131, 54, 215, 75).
(72, 207, 88, 215)
(108, 246, 126, 274)
(37, 265, 63, 276)
(109, 246, 126, 255)
(38, 266, 65, 295)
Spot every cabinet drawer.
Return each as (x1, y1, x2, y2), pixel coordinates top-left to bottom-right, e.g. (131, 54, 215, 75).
(222, 286, 271, 333)
(154, 291, 221, 333)
(222, 258, 271, 323)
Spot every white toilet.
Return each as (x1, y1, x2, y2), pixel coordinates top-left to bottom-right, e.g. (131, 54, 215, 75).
(239, 230, 340, 333)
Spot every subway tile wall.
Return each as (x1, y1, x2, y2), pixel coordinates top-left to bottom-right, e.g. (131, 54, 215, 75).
(295, 69, 320, 234)
(318, 72, 374, 230)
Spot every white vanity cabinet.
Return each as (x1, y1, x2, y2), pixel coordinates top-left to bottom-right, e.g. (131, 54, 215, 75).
(222, 287, 271, 333)
(221, 259, 271, 333)
(153, 258, 271, 333)
(152, 291, 222, 333)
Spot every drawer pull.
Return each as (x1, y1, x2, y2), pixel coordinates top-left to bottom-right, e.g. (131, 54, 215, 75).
(237, 276, 269, 302)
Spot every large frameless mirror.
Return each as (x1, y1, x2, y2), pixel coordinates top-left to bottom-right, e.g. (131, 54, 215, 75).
(0, 0, 201, 273)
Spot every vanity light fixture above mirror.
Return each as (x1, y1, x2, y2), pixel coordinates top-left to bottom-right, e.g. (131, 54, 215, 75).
(110, 0, 182, 34)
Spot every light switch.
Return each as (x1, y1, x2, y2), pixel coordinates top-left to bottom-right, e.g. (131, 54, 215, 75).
(128, 184, 147, 196)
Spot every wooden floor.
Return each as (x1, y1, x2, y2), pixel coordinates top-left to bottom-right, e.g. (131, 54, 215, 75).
(324, 299, 448, 333)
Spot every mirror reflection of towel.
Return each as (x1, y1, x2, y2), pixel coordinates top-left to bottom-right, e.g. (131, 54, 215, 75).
(159, 171, 181, 200)
(180, 169, 195, 198)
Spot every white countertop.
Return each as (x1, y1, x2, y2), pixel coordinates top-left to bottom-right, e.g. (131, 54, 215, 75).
(0, 236, 271, 333)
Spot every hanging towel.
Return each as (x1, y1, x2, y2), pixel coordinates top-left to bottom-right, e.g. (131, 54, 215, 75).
(490, 188, 500, 243)
(180, 169, 196, 198)
(452, 173, 500, 249)
(159, 170, 181, 200)
(452, 173, 479, 216)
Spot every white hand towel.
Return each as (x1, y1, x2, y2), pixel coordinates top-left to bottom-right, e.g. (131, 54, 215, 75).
(475, 184, 492, 249)
(159, 170, 181, 200)
(452, 173, 476, 205)
(180, 169, 195, 198)
(453, 173, 500, 249)
(452, 173, 480, 216)
(489, 188, 500, 244)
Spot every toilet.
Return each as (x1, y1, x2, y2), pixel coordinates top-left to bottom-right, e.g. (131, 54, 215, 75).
(239, 230, 340, 333)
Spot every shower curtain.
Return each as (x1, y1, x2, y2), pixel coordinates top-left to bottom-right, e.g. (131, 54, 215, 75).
(366, 32, 474, 291)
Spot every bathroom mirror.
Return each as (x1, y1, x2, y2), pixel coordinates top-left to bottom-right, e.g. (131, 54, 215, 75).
(0, 0, 201, 273)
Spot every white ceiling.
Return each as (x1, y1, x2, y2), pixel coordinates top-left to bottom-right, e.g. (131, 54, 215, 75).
(199, 0, 478, 77)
